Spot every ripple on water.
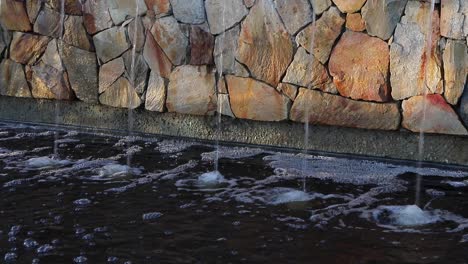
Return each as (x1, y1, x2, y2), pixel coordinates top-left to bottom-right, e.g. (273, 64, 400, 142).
(25, 157, 71, 169)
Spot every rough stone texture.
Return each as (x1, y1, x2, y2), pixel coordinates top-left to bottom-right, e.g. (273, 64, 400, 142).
(214, 26, 242, 74)
(108, 0, 147, 25)
(82, 0, 114, 35)
(166, 65, 217, 115)
(128, 17, 146, 53)
(41, 39, 64, 71)
(0, 0, 32, 31)
(10, 32, 49, 65)
(122, 51, 149, 94)
(217, 94, 235, 118)
(63, 16, 94, 51)
(145, 0, 172, 16)
(93, 27, 130, 63)
(402, 94, 468, 135)
(34, 7, 61, 39)
(143, 29, 173, 79)
(26, 0, 42, 24)
(99, 58, 125, 94)
(44, 0, 82, 15)
(290, 88, 401, 130)
(61, 44, 98, 103)
(145, 72, 166, 112)
(236, 0, 294, 87)
(190, 24, 214, 65)
(331, 0, 366, 13)
(0, 60, 31, 98)
(205, 0, 248, 35)
(443, 40, 467, 105)
(277, 83, 299, 100)
(309, 0, 332, 15)
(296, 7, 345, 64)
(226, 75, 290, 121)
(0, 27, 7, 57)
(150, 16, 188, 65)
(217, 76, 228, 94)
(346, 13, 365, 32)
(274, 0, 314, 35)
(170, 0, 206, 24)
(460, 88, 468, 126)
(329, 31, 391, 102)
(99, 77, 142, 109)
(390, 2, 442, 100)
(440, 0, 467, 40)
(361, 0, 408, 40)
(244, 0, 256, 8)
(29, 63, 75, 100)
(283, 48, 330, 91)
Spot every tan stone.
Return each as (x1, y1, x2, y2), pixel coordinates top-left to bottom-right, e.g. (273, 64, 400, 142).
(226, 75, 290, 121)
(0, 0, 32, 31)
(205, 0, 248, 35)
(99, 58, 125, 94)
(310, 0, 332, 15)
(290, 88, 401, 130)
(332, 0, 366, 13)
(166, 65, 217, 115)
(44, 0, 82, 15)
(63, 15, 94, 51)
(274, 0, 314, 35)
(217, 76, 228, 94)
(443, 40, 467, 105)
(346, 13, 365, 32)
(143, 29, 173, 79)
(0, 60, 31, 98)
(236, 0, 294, 87)
(82, 0, 113, 35)
(440, 0, 467, 40)
(145, 72, 166, 112)
(29, 63, 75, 100)
(26, 0, 42, 24)
(190, 24, 214, 65)
(10, 32, 49, 65)
(329, 31, 390, 102)
(296, 7, 345, 64)
(99, 77, 142, 109)
(41, 39, 64, 71)
(402, 94, 467, 135)
(150, 16, 189, 65)
(277, 83, 299, 101)
(93, 27, 130, 63)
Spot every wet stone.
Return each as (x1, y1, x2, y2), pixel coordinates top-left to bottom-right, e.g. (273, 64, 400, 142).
(10, 32, 49, 65)
(443, 40, 467, 105)
(145, 72, 166, 112)
(99, 58, 125, 94)
(143, 29, 173, 79)
(0, 59, 32, 98)
(190, 24, 214, 65)
(34, 7, 62, 39)
(150, 16, 189, 66)
(29, 63, 75, 100)
(122, 51, 149, 95)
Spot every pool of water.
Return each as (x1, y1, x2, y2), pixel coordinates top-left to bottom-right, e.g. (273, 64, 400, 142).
(0, 122, 467, 263)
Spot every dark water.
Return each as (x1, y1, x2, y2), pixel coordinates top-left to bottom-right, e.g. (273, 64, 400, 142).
(0, 122, 467, 264)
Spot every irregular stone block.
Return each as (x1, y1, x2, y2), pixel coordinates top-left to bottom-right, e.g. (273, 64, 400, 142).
(60, 44, 98, 103)
(290, 88, 401, 130)
(144, 0, 171, 17)
(0, 0, 32, 31)
(34, 7, 62, 38)
(244, 0, 256, 8)
(145, 72, 166, 112)
(93, 27, 130, 63)
(150, 16, 188, 65)
(128, 17, 146, 53)
(122, 51, 149, 95)
(41, 39, 64, 71)
(440, 0, 467, 40)
(217, 94, 235, 118)
(226, 75, 290, 121)
(277, 83, 299, 101)
(29, 63, 75, 100)
(402, 94, 467, 135)
(214, 26, 240, 75)
(143, 29, 172, 79)
(10, 32, 49, 65)
(236, 0, 294, 87)
(26, 0, 42, 24)
(99, 58, 125, 94)
(205, 0, 248, 35)
(390, 1, 442, 100)
(329, 31, 390, 102)
(296, 7, 344, 64)
(443, 40, 467, 105)
(166, 65, 216, 115)
(274, 0, 314, 35)
(309, 0, 332, 15)
(361, 0, 408, 40)
(99, 77, 142, 109)
(346, 13, 365, 32)
(460, 88, 468, 126)
(44, 0, 82, 15)
(190, 24, 214, 65)
(82, 0, 113, 35)
(108, 0, 147, 25)
(63, 15, 94, 51)
(0, 59, 31, 98)
(170, 0, 205, 24)
(331, 0, 366, 13)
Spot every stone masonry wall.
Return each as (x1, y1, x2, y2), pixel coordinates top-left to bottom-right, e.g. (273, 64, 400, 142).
(0, 0, 467, 136)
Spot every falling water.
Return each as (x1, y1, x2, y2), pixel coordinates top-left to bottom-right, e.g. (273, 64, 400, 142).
(301, 8, 317, 192)
(214, 2, 227, 173)
(415, 0, 436, 207)
(127, 1, 140, 167)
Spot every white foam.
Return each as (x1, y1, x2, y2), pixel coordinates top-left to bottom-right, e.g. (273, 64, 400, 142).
(198, 171, 225, 186)
(97, 164, 141, 178)
(444, 181, 468, 188)
(156, 139, 197, 154)
(25, 157, 70, 169)
(268, 188, 315, 205)
(373, 205, 440, 226)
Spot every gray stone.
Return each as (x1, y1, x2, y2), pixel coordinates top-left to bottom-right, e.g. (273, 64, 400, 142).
(166, 65, 217, 115)
(205, 0, 248, 35)
(108, 0, 147, 25)
(361, 0, 408, 40)
(10, 32, 49, 65)
(34, 7, 61, 38)
(61, 44, 98, 103)
(440, 0, 467, 40)
(274, 0, 314, 35)
(26, 0, 42, 24)
(99, 77, 142, 109)
(443, 40, 467, 105)
(169, 0, 206, 24)
(145, 72, 166, 112)
(190, 23, 214, 65)
(82, 0, 114, 34)
(122, 51, 149, 95)
(93, 27, 130, 63)
(309, 0, 332, 15)
(29, 63, 75, 100)
(41, 39, 64, 71)
(143, 30, 173, 79)
(128, 17, 146, 53)
(99, 57, 125, 94)
(0, 60, 31, 98)
(217, 94, 235, 118)
(150, 16, 188, 65)
(296, 7, 344, 64)
(63, 15, 94, 51)
(214, 26, 240, 74)
(460, 86, 468, 126)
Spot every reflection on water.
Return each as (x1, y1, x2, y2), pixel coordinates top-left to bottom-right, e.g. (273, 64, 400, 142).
(0, 122, 467, 263)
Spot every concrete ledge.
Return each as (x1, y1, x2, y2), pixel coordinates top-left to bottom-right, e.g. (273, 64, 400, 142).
(0, 96, 466, 166)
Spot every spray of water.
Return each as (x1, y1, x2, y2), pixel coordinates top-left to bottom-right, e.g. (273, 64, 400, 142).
(415, 0, 436, 207)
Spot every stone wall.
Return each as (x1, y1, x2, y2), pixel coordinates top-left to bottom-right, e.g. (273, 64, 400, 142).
(0, 0, 467, 136)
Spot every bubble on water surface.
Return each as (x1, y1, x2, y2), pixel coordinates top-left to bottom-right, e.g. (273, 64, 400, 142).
(73, 198, 91, 206)
(198, 171, 225, 186)
(96, 164, 142, 179)
(36, 244, 54, 254)
(74, 256, 88, 263)
(4, 252, 17, 262)
(23, 238, 39, 249)
(444, 181, 468, 188)
(142, 212, 163, 221)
